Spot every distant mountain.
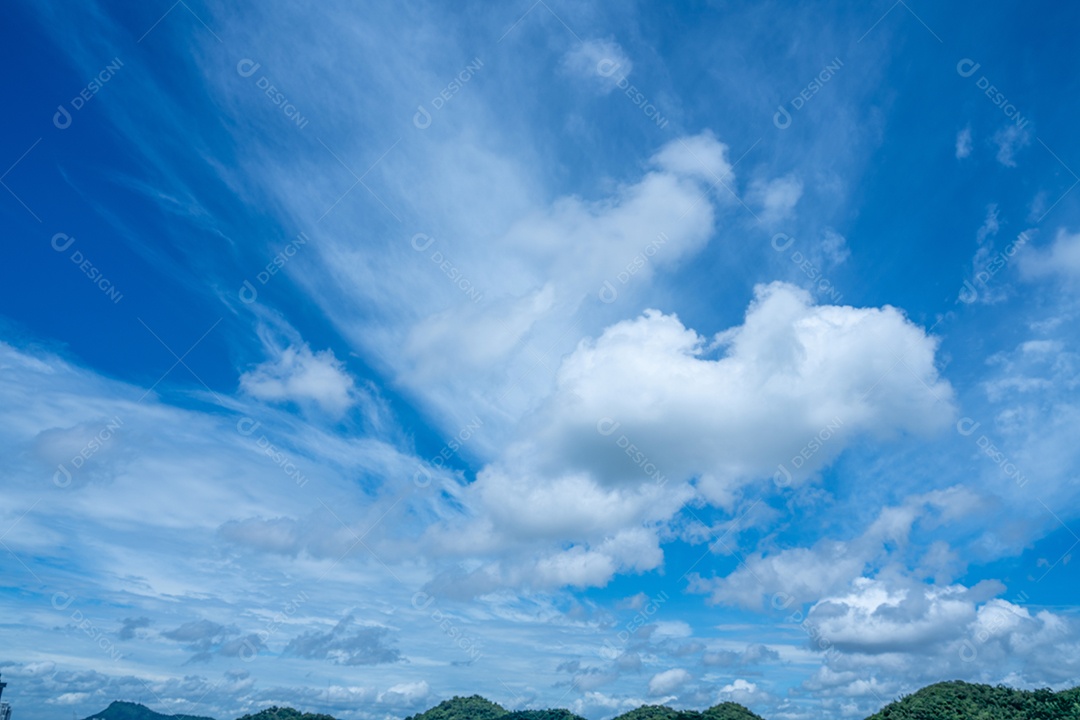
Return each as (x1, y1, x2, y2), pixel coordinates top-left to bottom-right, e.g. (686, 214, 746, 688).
(866, 681, 1080, 720)
(81, 701, 216, 720)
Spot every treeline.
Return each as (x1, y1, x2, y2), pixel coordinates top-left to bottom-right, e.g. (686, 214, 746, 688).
(84, 680, 1080, 720)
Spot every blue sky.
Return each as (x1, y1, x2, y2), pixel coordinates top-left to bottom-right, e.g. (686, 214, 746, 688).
(2, 1, 1080, 719)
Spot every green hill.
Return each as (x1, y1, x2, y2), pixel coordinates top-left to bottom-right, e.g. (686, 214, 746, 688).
(403, 695, 508, 720)
(503, 710, 589, 720)
(236, 708, 338, 720)
(702, 702, 766, 720)
(867, 681, 1080, 720)
(81, 701, 216, 720)
(610, 703, 764, 720)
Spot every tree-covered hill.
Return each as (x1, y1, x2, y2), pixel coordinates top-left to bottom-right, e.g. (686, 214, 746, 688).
(236, 707, 339, 720)
(610, 702, 764, 720)
(81, 700, 216, 720)
(402, 694, 508, 720)
(502, 709, 589, 720)
(867, 681, 1080, 720)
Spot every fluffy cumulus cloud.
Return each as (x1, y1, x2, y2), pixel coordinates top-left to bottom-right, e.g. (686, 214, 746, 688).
(800, 576, 1080, 694)
(748, 174, 803, 226)
(648, 668, 692, 696)
(422, 282, 953, 594)
(806, 578, 985, 654)
(717, 679, 762, 706)
(320, 131, 732, 458)
(533, 282, 952, 499)
(240, 340, 358, 416)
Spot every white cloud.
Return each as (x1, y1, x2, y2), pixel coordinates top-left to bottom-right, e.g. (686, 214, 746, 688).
(1020, 228, 1080, 282)
(977, 204, 1000, 244)
(806, 578, 980, 653)
(648, 668, 692, 696)
(562, 38, 633, 93)
(800, 576, 1080, 694)
(820, 228, 850, 265)
(651, 131, 733, 183)
(749, 174, 803, 226)
(240, 333, 358, 417)
(378, 680, 431, 706)
(718, 678, 761, 705)
(993, 124, 1030, 167)
(533, 282, 953, 498)
(422, 283, 953, 594)
(696, 487, 985, 608)
(956, 126, 973, 158)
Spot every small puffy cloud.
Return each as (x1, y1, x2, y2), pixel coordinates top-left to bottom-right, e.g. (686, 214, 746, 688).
(283, 615, 401, 665)
(1020, 228, 1080, 283)
(741, 643, 780, 664)
(117, 616, 150, 641)
(651, 131, 733, 183)
(956, 126, 972, 158)
(240, 332, 357, 416)
(820, 228, 850, 265)
(648, 667, 692, 696)
(718, 679, 760, 705)
(749, 174, 803, 226)
(993, 124, 1030, 167)
(562, 38, 632, 92)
